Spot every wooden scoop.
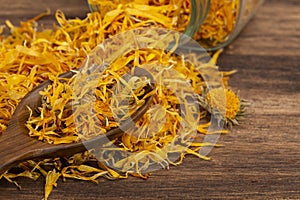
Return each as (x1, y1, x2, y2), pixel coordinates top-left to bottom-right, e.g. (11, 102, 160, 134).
(0, 69, 154, 175)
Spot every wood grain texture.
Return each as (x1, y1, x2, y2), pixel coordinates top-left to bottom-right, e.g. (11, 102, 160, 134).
(0, 0, 299, 199)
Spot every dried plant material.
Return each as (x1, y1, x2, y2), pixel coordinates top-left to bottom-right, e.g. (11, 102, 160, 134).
(88, 0, 191, 33)
(45, 169, 61, 200)
(87, 0, 240, 48)
(24, 41, 237, 175)
(25, 66, 151, 144)
(1, 170, 40, 190)
(207, 88, 241, 124)
(0, 7, 244, 199)
(195, 0, 240, 48)
(61, 165, 109, 183)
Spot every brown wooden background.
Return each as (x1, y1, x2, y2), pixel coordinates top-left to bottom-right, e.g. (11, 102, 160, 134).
(0, 0, 299, 199)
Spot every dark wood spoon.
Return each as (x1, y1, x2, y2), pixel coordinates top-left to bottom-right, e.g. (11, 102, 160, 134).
(0, 69, 154, 175)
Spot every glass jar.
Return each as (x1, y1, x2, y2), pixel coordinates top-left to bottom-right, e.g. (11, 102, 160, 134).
(192, 0, 265, 50)
(87, 0, 264, 51)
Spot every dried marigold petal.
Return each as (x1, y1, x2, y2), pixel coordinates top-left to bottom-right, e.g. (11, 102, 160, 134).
(44, 169, 61, 200)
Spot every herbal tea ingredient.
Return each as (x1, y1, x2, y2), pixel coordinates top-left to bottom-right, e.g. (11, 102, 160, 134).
(87, 0, 240, 48)
(195, 0, 240, 48)
(0, 9, 243, 200)
(87, 0, 192, 33)
(25, 65, 152, 144)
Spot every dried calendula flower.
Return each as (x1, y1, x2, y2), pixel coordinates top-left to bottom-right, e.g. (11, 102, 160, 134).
(206, 88, 241, 125)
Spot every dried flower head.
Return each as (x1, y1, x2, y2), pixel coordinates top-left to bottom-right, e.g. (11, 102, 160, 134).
(207, 88, 241, 121)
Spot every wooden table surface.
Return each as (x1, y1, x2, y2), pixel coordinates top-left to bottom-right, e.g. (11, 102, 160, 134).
(0, 0, 299, 199)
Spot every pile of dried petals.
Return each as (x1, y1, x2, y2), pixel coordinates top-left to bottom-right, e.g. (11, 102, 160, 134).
(195, 0, 240, 48)
(87, 0, 191, 33)
(0, 9, 244, 200)
(87, 0, 240, 48)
